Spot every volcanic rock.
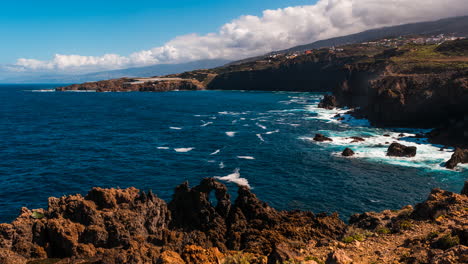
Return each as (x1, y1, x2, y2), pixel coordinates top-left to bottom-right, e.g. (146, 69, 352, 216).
(318, 95, 337, 110)
(387, 143, 417, 157)
(342, 148, 355, 157)
(445, 148, 468, 169)
(314, 134, 333, 142)
(0, 179, 346, 263)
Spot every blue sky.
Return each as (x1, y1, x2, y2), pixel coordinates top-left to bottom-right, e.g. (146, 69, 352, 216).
(0, 0, 315, 64)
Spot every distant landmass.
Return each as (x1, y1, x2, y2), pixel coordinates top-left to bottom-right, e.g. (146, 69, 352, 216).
(229, 15, 468, 65)
(0, 59, 230, 84)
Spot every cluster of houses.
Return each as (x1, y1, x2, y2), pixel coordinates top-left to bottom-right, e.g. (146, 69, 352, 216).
(362, 34, 466, 47)
(262, 34, 466, 63)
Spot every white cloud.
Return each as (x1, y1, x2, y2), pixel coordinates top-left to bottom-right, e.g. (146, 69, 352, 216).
(10, 0, 468, 73)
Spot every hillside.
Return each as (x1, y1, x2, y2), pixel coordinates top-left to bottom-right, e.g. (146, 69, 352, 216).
(229, 16, 468, 66)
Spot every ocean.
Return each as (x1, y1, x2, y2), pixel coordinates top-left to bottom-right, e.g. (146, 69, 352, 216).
(0, 84, 466, 222)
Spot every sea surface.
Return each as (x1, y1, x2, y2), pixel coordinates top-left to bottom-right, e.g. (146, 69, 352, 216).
(0, 84, 466, 222)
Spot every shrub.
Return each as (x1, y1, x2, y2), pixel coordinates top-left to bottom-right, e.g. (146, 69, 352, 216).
(343, 233, 366, 243)
(434, 234, 460, 250)
(398, 220, 413, 230)
(376, 227, 391, 234)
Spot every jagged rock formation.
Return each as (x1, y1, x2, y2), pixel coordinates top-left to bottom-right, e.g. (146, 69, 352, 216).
(0, 178, 346, 264)
(1, 180, 468, 263)
(445, 148, 468, 169)
(387, 143, 417, 157)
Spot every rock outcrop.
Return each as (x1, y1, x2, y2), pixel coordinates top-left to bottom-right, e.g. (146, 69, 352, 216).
(314, 134, 333, 142)
(0, 178, 346, 264)
(1, 180, 468, 263)
(445, 148, 468, 169)
(56, 78, 204, 92)
(387, 143, 417, 157)
(342, 148, 355, 157)
(318, 95, 337, 110)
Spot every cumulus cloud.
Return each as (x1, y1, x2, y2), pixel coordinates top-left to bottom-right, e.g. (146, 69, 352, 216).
(10, 0, 468, 73)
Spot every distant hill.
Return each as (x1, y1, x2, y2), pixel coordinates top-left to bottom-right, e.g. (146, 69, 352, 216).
(229, 16, 468, 65)
(1, 59, 230, 84)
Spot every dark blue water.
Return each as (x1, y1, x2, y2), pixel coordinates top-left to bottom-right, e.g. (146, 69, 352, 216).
(0, 84, 466, 222)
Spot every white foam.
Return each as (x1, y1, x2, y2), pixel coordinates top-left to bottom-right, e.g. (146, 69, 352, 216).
(170, 127, 182, 130)
(174, 148, 194, 153)
(256, 134, 265, 142)
(201, 121, 213, 127)
(305, 104, 370, 127)
(29, 89, 55, 92)
(215, 168, 250, 188)
(157, 147, 170, 150)
(265, 130, 280, 135)
(237, 156, 255, 160)
(256, 123, 267, 130)
(219, 162, 225, 169)
(210, 149, 221, 155)
(226, 132, 236, 137)
(303, 131, 458, 172)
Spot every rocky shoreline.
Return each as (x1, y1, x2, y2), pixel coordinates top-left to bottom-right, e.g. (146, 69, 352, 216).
(0, 179, 467, 264)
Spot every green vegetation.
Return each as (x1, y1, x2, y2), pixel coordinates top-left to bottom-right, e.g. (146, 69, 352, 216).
(435, 234, 460, 250)
(398, 220, 414, 230)
(31, 211, 45, 219)
(390, 44, 468, 72)
(376, 227, 391, 235)
(343, 233, 366, 243)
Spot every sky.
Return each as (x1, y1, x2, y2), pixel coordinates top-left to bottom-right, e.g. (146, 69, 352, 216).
(1, 0, 467, 76)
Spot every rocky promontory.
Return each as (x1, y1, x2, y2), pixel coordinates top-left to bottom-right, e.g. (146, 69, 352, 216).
(56, 78, 204, 92)
(1, 179, 468, 264)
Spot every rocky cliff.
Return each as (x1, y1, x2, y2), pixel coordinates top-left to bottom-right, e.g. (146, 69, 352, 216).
(1, 179, 468, 264)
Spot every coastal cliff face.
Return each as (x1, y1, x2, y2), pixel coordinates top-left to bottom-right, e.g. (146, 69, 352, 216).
(319, 42, 468, 149)
(1, 179, 467, 264)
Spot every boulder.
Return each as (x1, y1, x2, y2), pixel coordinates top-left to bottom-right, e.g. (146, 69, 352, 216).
(445, 148, 468, 169)
(314, 134, 333, 142)
(342, 148, 355, 157)
(318, 95, 337, 110)
(387, 143, 417, 157)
